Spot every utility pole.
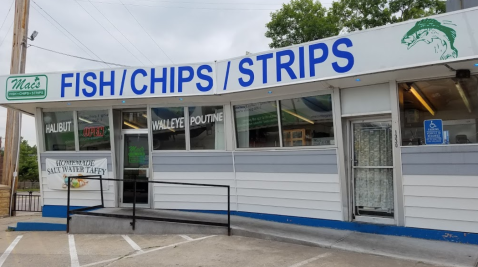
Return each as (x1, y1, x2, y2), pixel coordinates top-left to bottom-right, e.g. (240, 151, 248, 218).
(4, 0, 30, 215)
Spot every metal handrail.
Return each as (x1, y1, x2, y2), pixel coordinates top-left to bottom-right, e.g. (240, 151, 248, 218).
(66, 175, 231, 235)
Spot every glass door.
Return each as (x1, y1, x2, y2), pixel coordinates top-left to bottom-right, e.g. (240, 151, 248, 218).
(121, 133, 149, 207)
(352, 120, 394, 218)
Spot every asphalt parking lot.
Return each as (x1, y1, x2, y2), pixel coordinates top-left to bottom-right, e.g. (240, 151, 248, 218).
(0, 231, 441, 267)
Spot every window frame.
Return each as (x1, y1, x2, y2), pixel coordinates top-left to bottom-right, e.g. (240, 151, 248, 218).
(231, 90, 337, 151)
(149, 104, 227, 152)
(41, 107, 113, 153)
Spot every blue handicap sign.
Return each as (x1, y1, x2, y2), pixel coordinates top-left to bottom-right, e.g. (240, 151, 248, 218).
(424, 119, 443, 145)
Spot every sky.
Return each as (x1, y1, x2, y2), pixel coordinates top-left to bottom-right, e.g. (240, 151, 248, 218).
(0, 0, 333, 146)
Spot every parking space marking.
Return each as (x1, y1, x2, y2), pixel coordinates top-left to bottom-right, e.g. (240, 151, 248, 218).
(81, 235, 216, 267)
(288, 252, 331, 267)
(69, 235, 80, 267)
(179, 235, 193, 241)
(0, 235, 22, 267)
(122, 235, 144, 253)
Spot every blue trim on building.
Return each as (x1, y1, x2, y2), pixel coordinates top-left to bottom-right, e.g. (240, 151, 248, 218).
(180, 210, 478, 245)
(42, 205, 86, 218)
(42, 205, 478, 245)
(10, 222, 66, 231)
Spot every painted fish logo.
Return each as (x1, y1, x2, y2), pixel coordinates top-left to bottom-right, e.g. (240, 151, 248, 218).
(401, 19, 458, 60)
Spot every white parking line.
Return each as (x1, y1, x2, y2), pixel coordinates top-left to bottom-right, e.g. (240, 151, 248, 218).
(288, 252, 331, 267)
(81, 235, 215, 267)
(179, 235, 193, 241)
(121, 235, 144, 252)
(69, 235, 80, 267)
(0, 235, 23, 267)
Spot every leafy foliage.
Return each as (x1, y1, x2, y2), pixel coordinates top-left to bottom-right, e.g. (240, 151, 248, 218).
(18, 138, 38, 182)
(265, 0, 340, 48)
(265, 0, 446, 48)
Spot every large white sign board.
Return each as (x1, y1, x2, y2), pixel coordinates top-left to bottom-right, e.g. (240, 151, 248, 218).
(1, 8, 478, 103)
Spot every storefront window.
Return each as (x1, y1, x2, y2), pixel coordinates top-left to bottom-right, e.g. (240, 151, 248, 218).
(151, 107, 186, 150)
(78, 110, 111, 150)
(122, 110, 147, 129)
(189, 106, 225, 150)
(43, 111, 75, 151)
(399, 76, 478, 145)
(234, 101, 280, 148)
(280, 95, 334, 146)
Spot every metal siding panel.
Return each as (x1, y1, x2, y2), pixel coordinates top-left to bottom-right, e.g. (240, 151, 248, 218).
(152, 152, 234, 173)
(402, 164, 478, 176)
(402, 152, 478, 164)
(152, 155, 233, 165)
(237, 195, 341, 211)
(236, 188, 341, 202)
(236, 180, 340, 192)
(234, 150, 337, 156)
(401, 145, 478, 154)
(153, 164, 233, 172)
(234, 150, 338, 174)
(154, 202, 228, 210)
(405, 217, 478, 233)
(234, 154, 337, 165)
(405, 206, 478, 223)
(235, 172, 339, 183)
(235, 164, 338, 174)
(404, 196, 478, 211)
(403, 175, 478, 187)
(153, 186, 229, 196)
(403, 185, 478, 199)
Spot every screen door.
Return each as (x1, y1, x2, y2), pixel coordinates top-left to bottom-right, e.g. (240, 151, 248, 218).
(352, 120, 394, 217)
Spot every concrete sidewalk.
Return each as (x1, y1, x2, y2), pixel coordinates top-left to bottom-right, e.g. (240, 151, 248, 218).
(7, 210, 478, 267)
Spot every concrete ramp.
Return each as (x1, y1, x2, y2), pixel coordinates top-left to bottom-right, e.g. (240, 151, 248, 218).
(69, 208, 229, 235)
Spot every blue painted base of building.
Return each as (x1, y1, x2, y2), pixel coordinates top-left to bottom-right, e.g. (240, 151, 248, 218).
(41, 205, 478, 245)
(181, 209, 478, 245)
(9, 222, 66, 231)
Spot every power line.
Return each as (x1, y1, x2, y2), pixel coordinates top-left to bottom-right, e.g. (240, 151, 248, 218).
(30, 5, 101, 65)
(73, 0, 146, 65)
(29, 44, 131, 67)
(0, 0, 14, 33)
(0, 22, 13, 48)
(117, 0, 283, 6)
(31, 0, 112, 68)
(87, 0, 155, 65)
(76, 0, 278, 10)
(119, 0, 174, 64)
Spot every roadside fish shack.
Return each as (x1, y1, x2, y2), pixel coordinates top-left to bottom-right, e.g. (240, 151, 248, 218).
(2, 8, 478, 242)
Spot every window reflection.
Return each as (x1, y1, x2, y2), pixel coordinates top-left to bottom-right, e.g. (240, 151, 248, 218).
(122, 110, 147, 129)
(234, 101, 280, 148)
(280, 95, 334, 147)
(399, 76, 478, 145)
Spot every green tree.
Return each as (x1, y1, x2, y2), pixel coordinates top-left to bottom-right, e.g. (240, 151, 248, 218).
(331, 0, 446, 32)
(18, 138, 38, 182)
(265, 0, 446, 48)
(265, 0, 340, 48)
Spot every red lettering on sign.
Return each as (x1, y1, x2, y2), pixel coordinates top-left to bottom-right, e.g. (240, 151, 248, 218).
(83, 126, 105, 137)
